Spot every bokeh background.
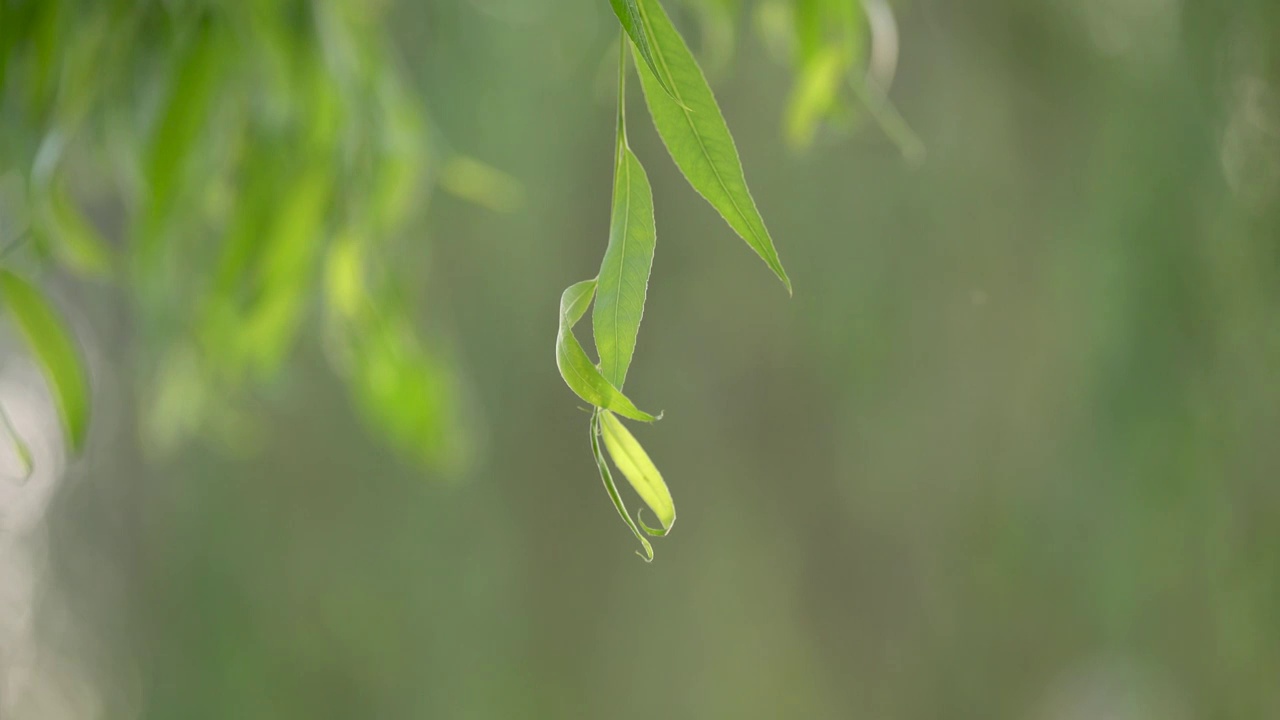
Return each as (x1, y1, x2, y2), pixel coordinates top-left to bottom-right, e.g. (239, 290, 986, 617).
(4, 0, 1280, 717)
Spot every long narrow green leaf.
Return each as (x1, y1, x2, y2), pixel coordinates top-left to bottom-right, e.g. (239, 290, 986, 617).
(0, 271, 90, 453)
(594, 38, 656, 389)
(590, 409, 654, 561)
(608, 0, 679, 102)
(635, 0, 792, 293)
(599, 410, 675, 535)
(556, 279, 657, 422)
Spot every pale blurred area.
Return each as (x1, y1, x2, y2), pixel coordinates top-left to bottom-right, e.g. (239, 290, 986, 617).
(3, 0, 1280, 718)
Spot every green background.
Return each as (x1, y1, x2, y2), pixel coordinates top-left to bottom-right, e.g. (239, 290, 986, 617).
(4, 0, 1280, 717)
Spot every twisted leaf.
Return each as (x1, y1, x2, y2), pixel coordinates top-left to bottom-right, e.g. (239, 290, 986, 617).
(555, 279, 657, 422)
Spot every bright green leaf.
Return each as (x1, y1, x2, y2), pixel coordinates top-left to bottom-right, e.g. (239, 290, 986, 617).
(593, 41, 656, 390)
(590, 409, 654, 561)
(324, 232, 365, 320)
(0, 271, 90, 453)
(785, 45, 846, 149)
(555, 279, 657, 422)
(608, 0, 680, 103)
(635, 0, 792, 293)
(599, 410, 675, 534)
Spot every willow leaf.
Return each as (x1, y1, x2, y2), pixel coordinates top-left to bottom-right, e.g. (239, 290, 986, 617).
(594, 39, 656, 389)
(0, 271, 90, 453)
(556, 279, 657, 422)
(635, 0, 792, 293)
(599, 410, 675, 534)
(608, 0, 679, 103)
(591, 409, 654, 561)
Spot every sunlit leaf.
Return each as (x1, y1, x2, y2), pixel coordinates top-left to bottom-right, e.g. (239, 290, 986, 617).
(635, 0, 792, 293)
(599, 410, 674, 534)
(785, 45, 846, 149)
(593, 43, 656, 389)
(556, 279, 657, 422)
(324, 233, 365, 320)
(350, 318, 463, 471)
(0, 271, 90, 453)
(590, 409, 654, 561)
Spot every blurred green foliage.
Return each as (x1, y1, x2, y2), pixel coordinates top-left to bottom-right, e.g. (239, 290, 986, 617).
(0, 0, 505, 468)
(1, 0, 911, 471)
(3, 0, 1280, 718)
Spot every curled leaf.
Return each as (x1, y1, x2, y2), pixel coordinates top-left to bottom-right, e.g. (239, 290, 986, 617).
(599, 410, 675, 534)
(590, 409, 654, 561)
(555, 279, 657, 422)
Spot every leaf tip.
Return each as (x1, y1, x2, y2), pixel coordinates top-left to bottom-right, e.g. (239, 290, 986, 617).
(638, 507, 674, 537)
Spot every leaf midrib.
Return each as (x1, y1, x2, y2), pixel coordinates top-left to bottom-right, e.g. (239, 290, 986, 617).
(605, 417, 664, 503)
(607, 150, 633, 388)
(637, 2, 760, 254)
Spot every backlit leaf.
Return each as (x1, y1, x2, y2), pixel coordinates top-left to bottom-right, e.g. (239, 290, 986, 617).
(785, 45, 846, 149)
(590, 409, 654, 561)
(599, 410, 675, 534)
(555, 279, 657, 422)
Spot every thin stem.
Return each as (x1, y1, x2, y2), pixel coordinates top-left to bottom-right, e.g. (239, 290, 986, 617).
(849, 76, 925, 166)
(0, 402, 34, 483)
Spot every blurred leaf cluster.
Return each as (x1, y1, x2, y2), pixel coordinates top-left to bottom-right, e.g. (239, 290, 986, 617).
(0, 0, 522, 468)
(680, 0, 920, 155)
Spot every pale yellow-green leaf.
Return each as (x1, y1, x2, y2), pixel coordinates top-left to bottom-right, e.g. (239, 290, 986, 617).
(590, 409, 654, 561)
(439, 156, 524, 213)
(599, 410, 675, 534)
(555, 279, 657, 422)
